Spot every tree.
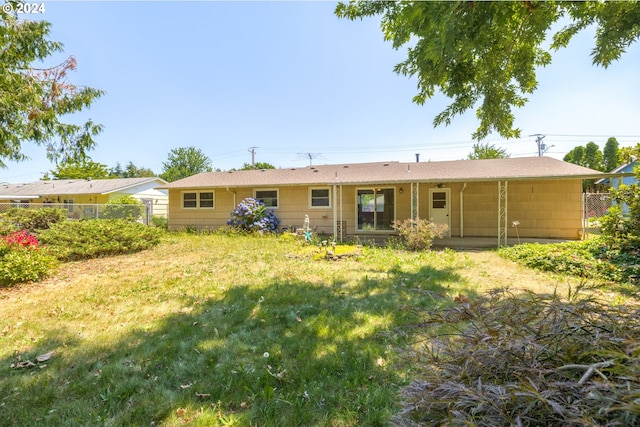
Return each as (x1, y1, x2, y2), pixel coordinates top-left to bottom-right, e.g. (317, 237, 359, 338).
(236, 162, 276, 171)
(564, 145, 586, 167)
(467, 142, 509, 160)
(47, 157, 109, 180)
(160, 146, 212, 182)
(584, 141, 604, 171)
(0, 7, 104, 167)
(618, 143, 640, 165)
(335, 1, 640, 140)
(109, 162, 156, 178)
(602, 137, 620, 171)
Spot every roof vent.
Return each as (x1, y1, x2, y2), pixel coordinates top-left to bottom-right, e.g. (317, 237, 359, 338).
(313, 169, 318, 173)
(383, 163, 389, 167)
(343, 165, 349, 168)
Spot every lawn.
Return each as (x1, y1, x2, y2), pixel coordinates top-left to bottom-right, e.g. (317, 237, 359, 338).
(0, 233, 601, 426)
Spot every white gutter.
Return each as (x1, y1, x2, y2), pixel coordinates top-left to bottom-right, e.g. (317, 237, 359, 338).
(0, 195, 40, 200)
(459, 183, 467, 238)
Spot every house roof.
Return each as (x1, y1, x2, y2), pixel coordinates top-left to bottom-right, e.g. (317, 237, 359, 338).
(0, 177, 168, 199)
(159, 157, 607, 189)
(595, 160, 637, 185)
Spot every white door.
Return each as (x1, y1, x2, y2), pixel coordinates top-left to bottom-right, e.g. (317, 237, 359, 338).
(429, 188, 451, 236)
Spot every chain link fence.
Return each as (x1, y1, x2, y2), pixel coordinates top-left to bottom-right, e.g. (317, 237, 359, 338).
(0, 202, 168, 226)
(583, 193, 611, 238)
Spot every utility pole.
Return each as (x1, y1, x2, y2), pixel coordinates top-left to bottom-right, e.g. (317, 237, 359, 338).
(530, 134, 553, 157)
(248, 147, 258, 169)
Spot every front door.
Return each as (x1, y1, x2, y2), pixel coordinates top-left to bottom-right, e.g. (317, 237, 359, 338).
(429, 188, 450, 236)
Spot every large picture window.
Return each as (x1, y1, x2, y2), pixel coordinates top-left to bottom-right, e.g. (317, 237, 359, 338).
(309, 188, 330, 208)
(182, 191, 215, 209)
(255, 189, 278, 208)
(357, 188, 395, 231)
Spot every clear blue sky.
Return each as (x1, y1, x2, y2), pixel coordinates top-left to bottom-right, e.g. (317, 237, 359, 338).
(2, 1, 639, 183)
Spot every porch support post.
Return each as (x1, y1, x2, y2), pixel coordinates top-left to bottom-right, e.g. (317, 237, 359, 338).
(333, 184, 343, 243)
(333, 184, 338, 241)
(411, 182, 419, 221)
(498, 181, 508, 247)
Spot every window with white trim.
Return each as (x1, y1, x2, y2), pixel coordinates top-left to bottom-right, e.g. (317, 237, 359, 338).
(255, 189, 278, 208)
(309, 187, 330, 208)
(182, 191, 215, 209)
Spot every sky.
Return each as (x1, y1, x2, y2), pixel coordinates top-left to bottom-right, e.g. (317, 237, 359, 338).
(2, 1, 640, 183)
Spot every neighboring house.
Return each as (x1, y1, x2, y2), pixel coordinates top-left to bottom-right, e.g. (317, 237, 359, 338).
(0, 177, 169, 218)
(595, 160, 638, 214)
(158, 157, 611, 242)
(596, 160, 638, 189)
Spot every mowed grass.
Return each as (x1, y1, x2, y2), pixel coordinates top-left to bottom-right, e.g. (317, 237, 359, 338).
(0, 233, 584, 426)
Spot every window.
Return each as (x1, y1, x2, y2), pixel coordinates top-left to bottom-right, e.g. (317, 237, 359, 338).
(199, 192, 214, 208)
(255, 189, 278, 208)
(310, 188, 330, 208)
(63, 199, 74, 213)
(183, 192, 197, 209)
(432, 191, 446, 209)
(182, 191, 214, 209)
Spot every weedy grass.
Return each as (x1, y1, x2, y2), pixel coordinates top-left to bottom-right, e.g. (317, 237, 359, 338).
(0, 233, 616, 426)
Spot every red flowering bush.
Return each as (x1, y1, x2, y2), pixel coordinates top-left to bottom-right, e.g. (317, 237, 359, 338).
(3, 230, 40, 248)
(0, 230, 56, 287)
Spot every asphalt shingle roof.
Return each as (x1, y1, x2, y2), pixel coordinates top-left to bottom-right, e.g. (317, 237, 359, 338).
(0, 177, 167, 198)
(160, 157, 604, 189)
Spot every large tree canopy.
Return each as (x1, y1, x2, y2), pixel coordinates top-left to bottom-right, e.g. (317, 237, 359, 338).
(467, 142, 510, 160)
(336, 1, 640, 140)
(46, 157, 109, 180)
(160, 146, 213, 182)
(0, 6, 104, 167)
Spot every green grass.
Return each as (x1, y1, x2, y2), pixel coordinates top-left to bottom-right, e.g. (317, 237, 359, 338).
(0, 233, 600, 426)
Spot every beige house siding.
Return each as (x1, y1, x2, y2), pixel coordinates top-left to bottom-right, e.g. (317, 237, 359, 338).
(166, 179, 584, 240)
(458, 180, 583, 239)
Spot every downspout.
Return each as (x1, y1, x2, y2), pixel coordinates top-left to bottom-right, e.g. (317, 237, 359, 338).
(333, 184, 338, 240)
(459, 183, 467, 238)
(226, 188, 236, 207)
(339, 185, 343, 242)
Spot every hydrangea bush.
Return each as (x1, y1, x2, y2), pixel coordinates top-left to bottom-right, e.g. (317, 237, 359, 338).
(227, 198, 280, 233)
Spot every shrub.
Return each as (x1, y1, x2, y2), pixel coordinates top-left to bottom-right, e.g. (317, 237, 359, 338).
(392, 218, 448, 251)
(3, 230, 39, 248)
(499, 238, 640, 284)
(395, 288, 640, 426)
(102, 195, 146, 221)
(600, 166, 640, 251)
(2, 208, 67, 232)
(39, 219, 164, 261)
(226, 198, 280, 233)
(0, 230, 57, 286)
(0, 218, 19, 236)
(150, 215, 168, 229)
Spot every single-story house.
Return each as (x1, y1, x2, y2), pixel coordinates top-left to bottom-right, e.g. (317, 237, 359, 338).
(0, 177, 169, 218)
(158, 157, 620, 243)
